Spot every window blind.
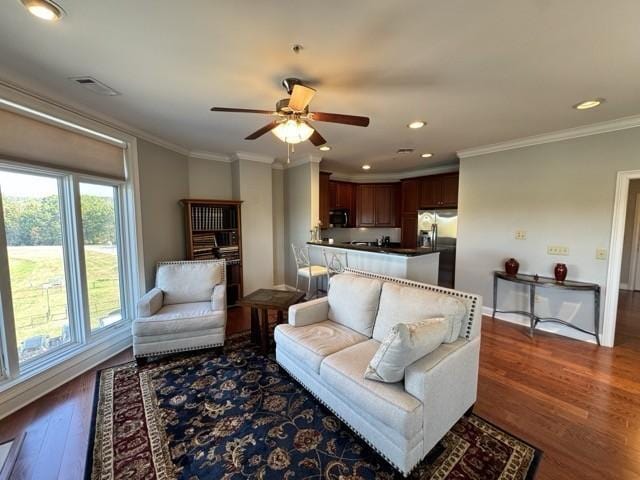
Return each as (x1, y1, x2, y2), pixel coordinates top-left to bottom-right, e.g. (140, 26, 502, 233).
(0, 107, 126, 180)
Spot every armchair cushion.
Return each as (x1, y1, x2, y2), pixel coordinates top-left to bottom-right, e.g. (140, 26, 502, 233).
(133, 302, 225, 337)
(328, 273, 383, 336)
(137, 287, 163, 317)
(320, 339, 423, 439)
(365, 317, 448, 383)
(156, 261, 224, 305)
(372, 282, 467, 343)
(288, 297, 329, 327)
(274, 321, 367, 373)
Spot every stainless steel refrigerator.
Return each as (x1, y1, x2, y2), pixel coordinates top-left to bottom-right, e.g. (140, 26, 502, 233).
(418, 209, 458, 288)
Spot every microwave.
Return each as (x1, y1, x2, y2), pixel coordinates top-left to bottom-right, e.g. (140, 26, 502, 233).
(329, 209, 349, 227)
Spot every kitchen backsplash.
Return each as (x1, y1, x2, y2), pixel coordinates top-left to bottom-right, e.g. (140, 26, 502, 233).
(322, 227, 401, 243)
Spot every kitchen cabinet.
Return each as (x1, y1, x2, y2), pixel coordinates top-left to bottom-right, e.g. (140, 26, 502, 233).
(400, 213, 418, 248)
(356, 183, 399, 227)
(401, 179, 419, 213)
(418, 172, 459, 209)
(328, 180, 355, 226)
(319, 172, 331, 228)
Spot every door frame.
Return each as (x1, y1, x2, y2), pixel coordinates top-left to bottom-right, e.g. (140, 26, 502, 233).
(603, 169, 640, 347)
(628, 193, 640, 291)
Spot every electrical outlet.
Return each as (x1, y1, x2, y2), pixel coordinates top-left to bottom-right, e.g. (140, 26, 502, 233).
(515, 230, 527, 240)
(596, 248, 607, 260)
(547, 245, 569, 256)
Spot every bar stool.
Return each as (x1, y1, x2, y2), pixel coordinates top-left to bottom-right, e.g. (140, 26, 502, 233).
(291, 244, 328, 299)
(322, 249, 348, 292)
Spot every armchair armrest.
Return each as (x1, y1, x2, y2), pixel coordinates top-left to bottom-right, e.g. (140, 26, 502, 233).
(288, 297, 329, 327)
(137, 288, 163, 317)
(211, 284, 226, 311)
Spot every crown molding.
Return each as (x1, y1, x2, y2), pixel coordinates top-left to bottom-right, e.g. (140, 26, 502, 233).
(232, 151, 275, 164)
(328, 163, 459, 183)
(277, 154, 323, 169)
(188, 151, 232, 163)
(457, 114, 640, 159)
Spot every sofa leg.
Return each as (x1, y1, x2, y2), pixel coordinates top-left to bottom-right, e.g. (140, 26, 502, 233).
(464, 404, 475, 417)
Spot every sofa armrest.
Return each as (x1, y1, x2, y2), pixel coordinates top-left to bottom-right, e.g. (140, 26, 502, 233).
(288, 297, 329, 327)
(404, 336, 481, 455)
(137, 288, 163, 317)
(211, 284, 226, 311)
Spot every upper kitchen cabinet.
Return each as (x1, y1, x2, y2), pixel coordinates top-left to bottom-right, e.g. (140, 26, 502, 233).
(331, 181, 355, 210)
(418, 172, 459, 209)
(319, 172, 331, 228)
(401, 178, 419, 213)
(356, 183, 399, 227)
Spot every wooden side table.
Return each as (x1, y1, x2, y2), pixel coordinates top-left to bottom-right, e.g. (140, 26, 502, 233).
(238, 289, 307, 354)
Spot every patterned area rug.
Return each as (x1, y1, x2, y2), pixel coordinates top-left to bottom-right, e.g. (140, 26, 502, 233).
(86, 337, 541, 479)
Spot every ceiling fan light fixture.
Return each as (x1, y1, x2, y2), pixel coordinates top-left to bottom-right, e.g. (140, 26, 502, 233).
(20, 0, 64, 21)
(271, 119, 314, 144)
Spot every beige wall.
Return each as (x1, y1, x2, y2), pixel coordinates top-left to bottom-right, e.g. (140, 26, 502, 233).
(456, 127, 640, 338)
(272, 168, 286, 285)
(620, 179, 640, 288)
(187, 157, 232, 199)
(231, 159, 274, 294)
(137, 139, 189, 289)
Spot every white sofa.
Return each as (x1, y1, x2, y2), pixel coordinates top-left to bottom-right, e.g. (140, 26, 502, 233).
(132, 259, 227, 359)
(274, 269, 482, 476)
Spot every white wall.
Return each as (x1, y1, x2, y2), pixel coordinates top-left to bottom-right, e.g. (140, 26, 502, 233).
(456, 126, 640, 341)
(231, 158, 274, 294)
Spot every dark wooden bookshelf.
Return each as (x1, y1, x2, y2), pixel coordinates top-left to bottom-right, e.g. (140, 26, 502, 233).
(181, 199, 243, 307)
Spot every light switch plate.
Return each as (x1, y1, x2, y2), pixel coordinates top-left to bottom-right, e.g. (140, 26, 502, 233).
(548, 245, 569, 256)
(596, 248, 607, 260)
(515, 230, 527, 240)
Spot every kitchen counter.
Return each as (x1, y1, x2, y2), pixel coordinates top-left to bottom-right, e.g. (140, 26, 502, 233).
(307, 242, 440, 285)
(307, 241, 440, 257)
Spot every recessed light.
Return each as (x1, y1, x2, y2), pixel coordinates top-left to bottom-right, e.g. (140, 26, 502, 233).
(319, 145, 331, 151)
(20, 0, 65, 21)
(421, 153, 433, 158)
(362, 165, 371, 171)
(408, 121, 426, 129)
(573, 98, 605, 110)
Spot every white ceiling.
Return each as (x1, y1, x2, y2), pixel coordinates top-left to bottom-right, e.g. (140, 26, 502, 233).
(1, 0, 640, 173)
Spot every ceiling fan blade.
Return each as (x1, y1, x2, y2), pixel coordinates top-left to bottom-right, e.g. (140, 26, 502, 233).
(308, 128, 327, 146)
(288, 84, 316, 112)
(245, 121, 280, 140)
(211, 107, 275, 114)
(309, 112, 370, 127)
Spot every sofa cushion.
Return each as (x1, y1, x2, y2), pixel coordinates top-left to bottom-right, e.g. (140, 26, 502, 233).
(328, 273, 383, 337)
(372, 282, 467, 343)
(320, 339, 423, 439)
(365, 317, 448, 383)
(132, 302, 225, 337)
(156, 261, 223, 305)
(274, 321, 368, 374)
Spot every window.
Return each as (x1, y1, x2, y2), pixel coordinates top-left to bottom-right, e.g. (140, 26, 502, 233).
(79, 182, 123, 332)
(0, 170, 72, 365)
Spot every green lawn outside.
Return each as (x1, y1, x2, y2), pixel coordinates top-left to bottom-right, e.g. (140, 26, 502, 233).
(8, 245, 121, 346)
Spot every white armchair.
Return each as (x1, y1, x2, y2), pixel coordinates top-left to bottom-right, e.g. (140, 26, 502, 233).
(132, 259, 227, 360)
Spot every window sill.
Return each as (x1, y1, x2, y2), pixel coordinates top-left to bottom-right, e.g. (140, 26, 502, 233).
(0, 321, 132, 419)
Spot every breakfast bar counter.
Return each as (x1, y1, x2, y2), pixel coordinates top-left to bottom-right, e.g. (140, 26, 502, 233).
(307, 241, 440, 285)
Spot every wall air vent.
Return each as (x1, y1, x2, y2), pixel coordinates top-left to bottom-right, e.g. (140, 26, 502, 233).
(396, 148, 414, 154)
(68, 76, 120, 96)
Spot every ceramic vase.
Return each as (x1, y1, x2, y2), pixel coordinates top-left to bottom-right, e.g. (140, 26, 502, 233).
(554, 263, 568, 282)
(505, 258, 520, 275)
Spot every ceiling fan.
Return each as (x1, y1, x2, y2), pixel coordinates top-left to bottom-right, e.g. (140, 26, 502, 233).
(210, 78, 370, 148)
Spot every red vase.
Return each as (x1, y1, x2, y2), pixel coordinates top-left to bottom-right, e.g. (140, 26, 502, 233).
(505, 258, 519, 275)
(554, 263, 568, 282)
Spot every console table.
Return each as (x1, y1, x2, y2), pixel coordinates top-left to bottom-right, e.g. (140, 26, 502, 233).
(492, 270, 601, 345)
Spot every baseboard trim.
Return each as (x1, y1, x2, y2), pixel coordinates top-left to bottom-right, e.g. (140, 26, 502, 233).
(620, 283, 631, 291)
(0, 328, 133, 420)
(482, 306, 597, 344)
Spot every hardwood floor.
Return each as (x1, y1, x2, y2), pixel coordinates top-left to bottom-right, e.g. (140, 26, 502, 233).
(616, 289, 640, 342)
(0, 308, 639, 479)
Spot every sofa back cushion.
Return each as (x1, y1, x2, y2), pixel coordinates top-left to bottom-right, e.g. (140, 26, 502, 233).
(328, 273, 383, 336)
(156, 261, 224, 305)
(372, 282, 466, 343)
